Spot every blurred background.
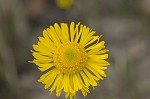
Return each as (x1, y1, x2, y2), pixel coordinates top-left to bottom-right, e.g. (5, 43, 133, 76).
(0, 0, 150, 99)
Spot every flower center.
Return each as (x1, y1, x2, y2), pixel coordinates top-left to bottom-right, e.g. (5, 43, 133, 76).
(54, 42, 87, 73)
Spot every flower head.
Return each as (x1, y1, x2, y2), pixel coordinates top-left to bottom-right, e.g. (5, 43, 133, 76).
(55, 0, 73, 9)
(31, 22, 109, 99)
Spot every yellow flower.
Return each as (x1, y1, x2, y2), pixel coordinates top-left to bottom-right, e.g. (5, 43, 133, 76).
(55, 0, 73, 9)
(31, 22, 109, 99)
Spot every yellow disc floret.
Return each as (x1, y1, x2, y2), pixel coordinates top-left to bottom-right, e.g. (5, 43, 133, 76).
(54, 42, 87, 73)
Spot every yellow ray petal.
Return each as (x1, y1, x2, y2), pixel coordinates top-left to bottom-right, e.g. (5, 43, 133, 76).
(84, 35, 100, 47)
(37, 41, 52, 51)
(70, 22, 75, 42)
(73, 74, 82, 90)
(74, 24, 83, 43)
(87, 62, 107, 77)
(44, 69, 59, 89)
(76, 73, 90, 96)
(32, 52, 52, 60)
(63, 74, 69, 93)
(70, 22, 80, 42)
(88, 58, 109, 65)
(33, 62, 54, 71)
(83, 69, 98, 86)
(50, 73, 63, 93)
(80, 31, 95, 46)
(61, 23, 70, 42)
(33, 44, 53, 56)
(47, 27, 61, 46)
(67, 74, 74, 94)
(56, 73, 63, 97)
(79, 26, 90, 44)
(86, 41, 105, 51)
(38, 36, 56, 51)
(80, 71, 94, 87)
(38, 70, 51, 82)
(81, 85, 90, 97)
(54, 23, 66, 44)
(72, 74, 78, 92)
(97, 49, 109, 54)
(88, 54, 108, 60)
(86, 65, 103, 80)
